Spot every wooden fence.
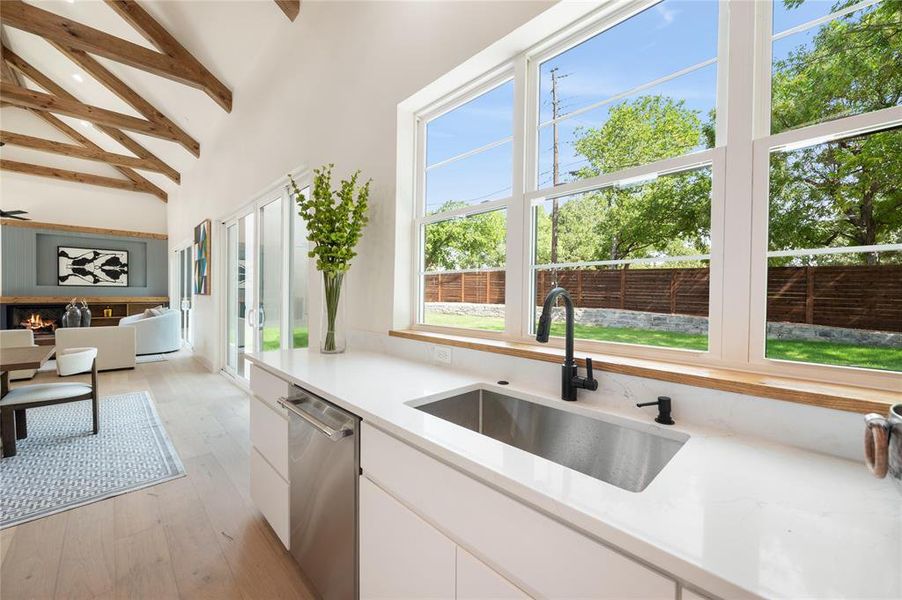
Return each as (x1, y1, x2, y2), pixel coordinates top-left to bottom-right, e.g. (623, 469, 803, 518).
(424, 265, 902, 332)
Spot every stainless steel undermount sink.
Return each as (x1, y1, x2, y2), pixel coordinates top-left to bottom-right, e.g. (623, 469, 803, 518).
(412, 388, 688, 492)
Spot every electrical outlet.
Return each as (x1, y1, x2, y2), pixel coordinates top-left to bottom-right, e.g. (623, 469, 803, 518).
(433, 345, 452, 365)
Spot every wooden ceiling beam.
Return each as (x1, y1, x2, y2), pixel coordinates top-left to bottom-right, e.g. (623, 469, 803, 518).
(0, 0, 232, 112)
(1, 158, 163, 197)
(28, 112, 168, 201)
(274, 0, 300, 21)
(3, 45, 180, 185)
(0, 130, 171, 173)
(104, 0, 231, 112)
(50, 43, 200, 157)
(0, 83, 185, 144)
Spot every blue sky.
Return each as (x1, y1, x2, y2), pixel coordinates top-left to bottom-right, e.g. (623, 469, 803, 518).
(424, 0, 845, 214)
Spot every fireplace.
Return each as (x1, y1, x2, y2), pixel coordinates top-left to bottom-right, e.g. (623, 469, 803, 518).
(6, 305, 65, 334)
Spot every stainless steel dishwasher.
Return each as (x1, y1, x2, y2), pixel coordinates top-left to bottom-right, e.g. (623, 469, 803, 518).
(278, 385, 360, 600)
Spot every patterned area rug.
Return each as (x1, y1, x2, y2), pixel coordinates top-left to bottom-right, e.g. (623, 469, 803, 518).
(0, 391, 184, 529)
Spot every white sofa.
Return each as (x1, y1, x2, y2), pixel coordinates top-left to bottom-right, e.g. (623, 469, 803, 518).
(0, 329, 38, 380)
(119, 308, 181, 355)
(55, 326, 136, 371)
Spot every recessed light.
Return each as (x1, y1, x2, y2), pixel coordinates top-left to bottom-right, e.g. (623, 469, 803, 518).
(71, 73, 84, 83)
(80, 120, 91, 128)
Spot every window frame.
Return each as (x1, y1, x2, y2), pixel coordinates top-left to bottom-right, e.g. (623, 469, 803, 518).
(408, 0, 901, 390)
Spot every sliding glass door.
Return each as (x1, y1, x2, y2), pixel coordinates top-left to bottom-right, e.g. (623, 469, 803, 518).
(178, 246, 192, 345)
(223, 181, 308, 380)
(226, 212, 256, 379)
(259, 197, 283, 351)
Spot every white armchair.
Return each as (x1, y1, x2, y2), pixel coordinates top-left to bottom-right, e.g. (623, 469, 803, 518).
(0, 329, 38, 380)
(119, 308, 181, 355)
(57, 347, 98, 377)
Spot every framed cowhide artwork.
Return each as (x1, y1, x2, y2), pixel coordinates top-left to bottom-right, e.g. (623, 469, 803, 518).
(57, 246, 129, 287)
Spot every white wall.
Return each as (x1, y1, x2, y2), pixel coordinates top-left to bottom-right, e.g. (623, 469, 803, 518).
(0, 108, 168, 234)
(167, 1, 552, 367)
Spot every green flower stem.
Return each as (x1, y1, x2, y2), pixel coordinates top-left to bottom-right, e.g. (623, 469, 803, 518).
(323, 271, 343, 352)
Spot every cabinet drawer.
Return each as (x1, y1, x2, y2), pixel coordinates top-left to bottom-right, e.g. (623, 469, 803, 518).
(250, 448, 290, 549)
(249, 363, 291, 414)
(360, 477, 456, 599)
(250, 395, 289, 479)
(362, 424, 675, 599)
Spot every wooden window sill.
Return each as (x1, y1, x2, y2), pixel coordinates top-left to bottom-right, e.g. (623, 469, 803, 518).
(389, 329, 899, 415)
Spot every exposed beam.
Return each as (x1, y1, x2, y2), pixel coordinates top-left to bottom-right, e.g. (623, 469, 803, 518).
(104, 0, 232, 112)
(0, 130, 171, 173)
(2, 44, 171, 202)
(51, 44, 200, 157)
(28, 112, 168, 200)
(0, 219, 167, 240)
(1, 159, 163, 197)
(0, 83, 186, 144)
(0, 0, 232, 112)
(274, 0, 300, 21)
(2, 46, 168, 199)
(2, 44, 180, 184)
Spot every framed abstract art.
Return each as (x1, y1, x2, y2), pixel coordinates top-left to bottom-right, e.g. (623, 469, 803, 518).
(194, 219, 211, 295)
(58, 246, 129, 287)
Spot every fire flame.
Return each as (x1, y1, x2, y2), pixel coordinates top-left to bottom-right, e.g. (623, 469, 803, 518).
(20, 313, 56, 331)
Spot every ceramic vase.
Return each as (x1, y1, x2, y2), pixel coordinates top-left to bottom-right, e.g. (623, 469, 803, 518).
(78, 299, 92, 327)
(62, 301, 81, 328)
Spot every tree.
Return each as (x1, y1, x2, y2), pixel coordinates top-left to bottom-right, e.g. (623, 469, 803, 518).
(539, 96, 713, 265)
(424, 201, 506, 271)
(768, 0, 902, 264)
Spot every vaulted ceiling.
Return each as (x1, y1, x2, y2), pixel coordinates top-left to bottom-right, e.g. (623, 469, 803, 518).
(0, 0, 300, 204)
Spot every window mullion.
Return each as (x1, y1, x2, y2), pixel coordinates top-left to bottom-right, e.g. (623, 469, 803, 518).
(718, 0, 764, 366)
(506, 54, 529, 340)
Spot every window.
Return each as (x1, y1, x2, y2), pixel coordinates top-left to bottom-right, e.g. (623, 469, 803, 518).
(418, 79, 513, 332)
(536, 0, 718, 188)
(410, 0, 902, 383)
(771, 0, 898, 133)
(759, 0, 901, 373)
(533, 166, 713, 351)
(292, 186, 311, 348)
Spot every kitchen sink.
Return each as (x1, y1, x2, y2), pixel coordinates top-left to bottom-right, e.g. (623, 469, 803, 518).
(413, 388, 688, 492)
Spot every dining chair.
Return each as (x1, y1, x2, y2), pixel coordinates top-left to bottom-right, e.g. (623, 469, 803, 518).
(0, 357, 99, 458)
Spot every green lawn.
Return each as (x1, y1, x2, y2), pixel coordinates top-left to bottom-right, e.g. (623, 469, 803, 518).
(424, 312, 901, 372)
(262, 327, 308, 351)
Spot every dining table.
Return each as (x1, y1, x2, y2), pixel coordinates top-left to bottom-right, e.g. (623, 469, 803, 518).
(1, 345, 56, 452)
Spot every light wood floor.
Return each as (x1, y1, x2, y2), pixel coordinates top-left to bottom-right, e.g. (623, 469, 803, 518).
(1, 352, 314, 600)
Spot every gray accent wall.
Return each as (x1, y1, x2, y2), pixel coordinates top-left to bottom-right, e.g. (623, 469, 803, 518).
(1, 225, 168, 297)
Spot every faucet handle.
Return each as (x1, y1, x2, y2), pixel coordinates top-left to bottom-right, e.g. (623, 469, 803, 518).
(582, 358, 599, 391)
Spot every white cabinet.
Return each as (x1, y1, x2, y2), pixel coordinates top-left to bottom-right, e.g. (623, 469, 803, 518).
(360, 477, 456, 599)
(248, 364, 291, 548)
(457, 547, 529, 600)
(362, 423, 676, 600)
(249, 448, 290, 547)
(249, 394, 288, 478)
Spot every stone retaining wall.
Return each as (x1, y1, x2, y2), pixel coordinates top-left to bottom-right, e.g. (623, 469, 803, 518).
(424, 302, 902, 348)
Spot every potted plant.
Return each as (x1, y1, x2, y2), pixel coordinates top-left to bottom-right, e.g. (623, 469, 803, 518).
(289, 164, 370, 353)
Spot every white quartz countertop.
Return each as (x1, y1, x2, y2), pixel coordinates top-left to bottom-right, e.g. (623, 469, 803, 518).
(247, 348, 901, 599)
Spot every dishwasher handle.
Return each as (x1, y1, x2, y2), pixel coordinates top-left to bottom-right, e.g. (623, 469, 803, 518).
(278, 396, 354, 442)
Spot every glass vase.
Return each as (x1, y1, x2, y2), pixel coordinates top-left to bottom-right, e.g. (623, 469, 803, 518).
(320, 271, 346, 354)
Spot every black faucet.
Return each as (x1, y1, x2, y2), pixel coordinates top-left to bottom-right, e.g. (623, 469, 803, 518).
(535, 287, 598, 401)
(637, 396, 675, 425)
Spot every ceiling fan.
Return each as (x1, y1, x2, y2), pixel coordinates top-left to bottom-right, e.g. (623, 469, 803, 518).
(0, 209, 31, 220)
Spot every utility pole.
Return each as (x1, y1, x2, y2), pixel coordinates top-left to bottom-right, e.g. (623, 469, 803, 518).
(550, 67, 561, 268)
